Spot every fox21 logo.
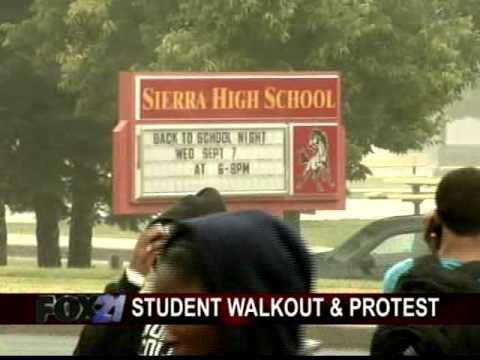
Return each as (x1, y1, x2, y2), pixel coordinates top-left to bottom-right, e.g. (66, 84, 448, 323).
(36, 294, 126, 324)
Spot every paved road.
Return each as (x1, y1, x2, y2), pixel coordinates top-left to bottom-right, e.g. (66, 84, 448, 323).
(0, 325, 372, 355)
(0, 334, 78, 356)
(8, 233, 136, 249)
(0, 333, 368, 356)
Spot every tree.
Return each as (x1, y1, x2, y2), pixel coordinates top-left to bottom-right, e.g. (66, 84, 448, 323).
(144, 0, 480, 179)
(4, 0, 156, 267)
(0, 53, 68, 267)
(55, 0, 153, 267)
(44, 0, 480, 244)
(0, 0, 71, 267)
(41, 0, 480, 237)
(0, 61, 71, 267)
(1, 0, 149, 268)
(0, 0, 35, 266)
(3, 0, 480, 267)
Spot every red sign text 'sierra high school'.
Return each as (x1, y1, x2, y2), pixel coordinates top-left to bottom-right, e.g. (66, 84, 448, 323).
(113, 72, 346, 215)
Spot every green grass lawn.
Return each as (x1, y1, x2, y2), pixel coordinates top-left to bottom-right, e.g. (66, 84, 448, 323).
(0, 258, 119, 293)
(0, 258, 381, 293)
(316, 279, 381, 293)
(4, 215, 378, 292)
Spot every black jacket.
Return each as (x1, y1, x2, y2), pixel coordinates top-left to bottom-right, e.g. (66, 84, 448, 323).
(73, 272, 144, 356)
(74, 210, 312, 355)
(371, 255, 480, 356)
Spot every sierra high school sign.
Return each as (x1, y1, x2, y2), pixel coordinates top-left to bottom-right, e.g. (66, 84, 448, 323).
(113, 72, 345, 214)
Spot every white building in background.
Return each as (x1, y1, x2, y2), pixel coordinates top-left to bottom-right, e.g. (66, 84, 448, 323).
(445, 116, 480, 146)
(362, 86, 480, 177)
(437, 87, 480, 173)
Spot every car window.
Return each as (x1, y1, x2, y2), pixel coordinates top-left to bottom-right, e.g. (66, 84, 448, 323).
(372, 232, 427, 255)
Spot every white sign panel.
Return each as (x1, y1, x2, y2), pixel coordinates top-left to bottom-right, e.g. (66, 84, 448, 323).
(135, 124, 288, 197)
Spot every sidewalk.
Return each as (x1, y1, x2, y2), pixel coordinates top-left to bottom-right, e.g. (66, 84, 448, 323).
(301, 198, 435, 220)
(0, 324, 373, 352)
(7, 234, 136, 250)
(7, 198, 436, 225)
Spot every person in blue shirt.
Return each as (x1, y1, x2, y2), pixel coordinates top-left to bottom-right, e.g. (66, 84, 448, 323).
(384, 167, 480, 293)
(372, 167, 480, 356)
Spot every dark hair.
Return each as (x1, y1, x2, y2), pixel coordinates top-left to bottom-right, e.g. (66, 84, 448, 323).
(436, 167, 480, 236)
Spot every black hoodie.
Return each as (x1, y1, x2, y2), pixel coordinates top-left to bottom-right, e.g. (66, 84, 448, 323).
(74, 207, 311, 355)
(174, 209, 312, 355)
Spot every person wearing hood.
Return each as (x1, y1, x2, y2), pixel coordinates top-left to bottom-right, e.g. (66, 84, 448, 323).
(73, 187, 227, 356)
(152, 209, 312, 355)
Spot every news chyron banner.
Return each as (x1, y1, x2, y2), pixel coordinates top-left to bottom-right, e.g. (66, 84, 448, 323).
(2, 294, 480, 325)
(113, 72, 346, 215)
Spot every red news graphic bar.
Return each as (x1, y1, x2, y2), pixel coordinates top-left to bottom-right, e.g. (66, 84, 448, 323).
(1, 293, 479, 325)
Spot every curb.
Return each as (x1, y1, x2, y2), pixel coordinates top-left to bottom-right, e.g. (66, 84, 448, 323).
(0, 324, 374, 350)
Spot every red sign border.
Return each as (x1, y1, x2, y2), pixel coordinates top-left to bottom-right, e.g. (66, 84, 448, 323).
(114, 72, 346, 215)
(120, 71, 341, 122)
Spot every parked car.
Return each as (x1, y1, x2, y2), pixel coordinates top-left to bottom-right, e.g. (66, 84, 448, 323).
(313, 215, 427, 280)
